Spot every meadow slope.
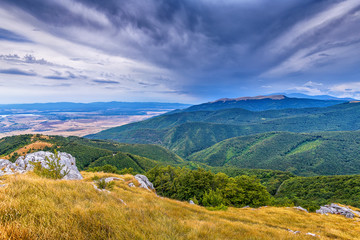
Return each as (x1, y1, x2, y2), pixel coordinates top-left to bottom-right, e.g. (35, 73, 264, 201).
(0, 172, 359, 240)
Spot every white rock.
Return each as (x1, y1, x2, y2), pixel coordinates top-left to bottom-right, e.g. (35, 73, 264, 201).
(128, 182, 135, 187)
(189, 200, 195, 204)
(92, 183, 111, 193)
(15, 151, 83, 180)
(288, 229, 300, 234)
(0, 159, 23, 176)
(134, 174, 154, 190)
(103, 177, 124, 183)
(294, 206, 308, 213)
(0, 151, 82, 180)
(316, 203, 355, 218)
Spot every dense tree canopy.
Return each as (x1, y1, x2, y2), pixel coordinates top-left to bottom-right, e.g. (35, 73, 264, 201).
(147, 166, 271, 208)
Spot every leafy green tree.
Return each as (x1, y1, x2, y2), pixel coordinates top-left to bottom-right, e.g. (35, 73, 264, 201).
(147, 166, 271, 208)
(202, 189, 225, 207)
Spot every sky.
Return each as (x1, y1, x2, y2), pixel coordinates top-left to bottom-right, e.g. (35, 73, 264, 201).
(1, 0, 360, 104)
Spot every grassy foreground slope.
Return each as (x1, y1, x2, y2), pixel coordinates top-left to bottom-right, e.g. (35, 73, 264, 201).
(189, 131, 360, 176)
(0, 172, 360, 240)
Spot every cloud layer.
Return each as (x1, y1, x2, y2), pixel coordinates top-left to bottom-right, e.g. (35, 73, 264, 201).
(1, 0, 360, 103)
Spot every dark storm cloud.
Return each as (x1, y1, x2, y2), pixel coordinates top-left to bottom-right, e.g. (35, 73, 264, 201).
(1, 0, 328, 69)
(2, 0, 360, 99)
(0, 68, 36, 76)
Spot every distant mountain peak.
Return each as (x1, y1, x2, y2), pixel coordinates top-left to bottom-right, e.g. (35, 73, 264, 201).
(211, 95, 286, 103)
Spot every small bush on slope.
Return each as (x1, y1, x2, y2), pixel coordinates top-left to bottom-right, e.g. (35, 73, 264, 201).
(87, 164, 135, 175)
(96, 179, 115, 190)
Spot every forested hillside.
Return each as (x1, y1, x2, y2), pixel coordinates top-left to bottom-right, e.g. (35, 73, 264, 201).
(88, 102, 360, 157)
(180, 95, 345, 112)
(275, 175, 360, 210)
(189, 131, 360, 176)
(0, 134, 183, 172)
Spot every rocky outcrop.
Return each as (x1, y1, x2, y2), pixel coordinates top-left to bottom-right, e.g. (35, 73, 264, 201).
(0, 151, 82, 180)
(0, 159, 24, 175)
(293, 206, 308, 213)
(103, 177, 124, 183)
(134, 174, 154, 190)
(316, 203, 360, 218)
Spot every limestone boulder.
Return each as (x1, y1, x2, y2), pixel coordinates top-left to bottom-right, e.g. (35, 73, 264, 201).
(316, 203, 359, 218)
(0, 151, 82, 180)
(134, 174, 154, 190)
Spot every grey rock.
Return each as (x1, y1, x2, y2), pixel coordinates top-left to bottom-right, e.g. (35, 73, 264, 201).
(0, 184, 7, 188)
(103, 177, 124, 183)
(0, 151, 82, 180)
(15, 151, 82, 180)
(134, 174, 154, 190)
(288, 229, 300, 234)
(189, 200, 195, 204)
(316, 203, 355, 218)
(118, 198, 126, 205)
(306, 232, 317, 237)
(92, 183, 111, 193)
(349, 209, 360, 217)
(294, 206, 308, 213)
(0, 159, 23, 176)
(128, 182, 135, 187)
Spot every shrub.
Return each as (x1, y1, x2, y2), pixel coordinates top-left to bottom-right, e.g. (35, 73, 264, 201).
(202, 189, 225, 207)
(96, 179, 115, 190)
(87, 165, 135, 175)
(206, 204, 228, 211)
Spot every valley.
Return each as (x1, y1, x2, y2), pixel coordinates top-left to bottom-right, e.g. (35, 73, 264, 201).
(0, 102, 189, 138)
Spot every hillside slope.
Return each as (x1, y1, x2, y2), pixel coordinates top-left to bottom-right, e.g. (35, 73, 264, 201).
(182, 95, 346, 112)
(88, 102, 360, 157)
(0, 172, 359, 240)
(0, 135, 184, 171)
(276, 175, 360, 210)
(189, 131, 360, 176)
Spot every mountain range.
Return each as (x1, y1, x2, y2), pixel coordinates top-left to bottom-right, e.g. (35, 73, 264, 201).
(87, 97, 360, 158)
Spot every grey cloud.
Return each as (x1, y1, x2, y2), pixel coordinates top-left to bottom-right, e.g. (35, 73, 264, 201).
(0, 68, 36, 76)
(24, 54, 53, 65)
(93, 80, 120, 84)
(44, 76, 69, 80)
(138, 82, 159, 87)
(2, 0, 360, 99)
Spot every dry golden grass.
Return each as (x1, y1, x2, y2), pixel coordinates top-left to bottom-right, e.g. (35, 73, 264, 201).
(3, 141, 53, 160)
(0, 172, 359, 240)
